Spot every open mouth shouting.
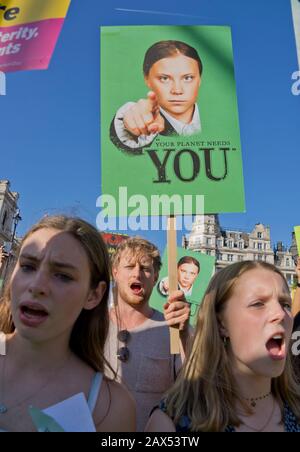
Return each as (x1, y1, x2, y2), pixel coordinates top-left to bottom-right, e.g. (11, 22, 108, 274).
(265, 332, 286, 361)
(19, 301, 49, 327)
(130, 282, 143, 297)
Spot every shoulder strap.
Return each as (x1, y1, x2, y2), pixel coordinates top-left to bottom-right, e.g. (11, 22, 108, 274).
(0, 332, 6, 356)
(87, 372, 103, 414)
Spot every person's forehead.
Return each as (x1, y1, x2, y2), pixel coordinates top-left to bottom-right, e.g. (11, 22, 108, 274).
(179, 262, 199, 273)
(21, 228, 88, 266)
(180, 262, 197, 269)
(151, 54, 199, 74)
(233, 268, 289, 296)
(120, 249, 154, 265)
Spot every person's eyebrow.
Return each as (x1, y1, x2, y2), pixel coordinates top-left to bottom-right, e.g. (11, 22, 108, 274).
(278, 293, 292, 304)
(20, 253, 79, 272)
(247, 289, 272, 301)
(123, 260, 136, 265)
(19, 253, 39, 262)
(50, 261, 79, 272)
(249, 290, 292, 305)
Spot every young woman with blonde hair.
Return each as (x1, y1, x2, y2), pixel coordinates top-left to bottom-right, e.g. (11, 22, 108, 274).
(146, 261, 300, 432)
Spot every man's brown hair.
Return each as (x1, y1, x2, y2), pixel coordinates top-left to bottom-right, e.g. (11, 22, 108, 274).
(112, 236, 162, 275)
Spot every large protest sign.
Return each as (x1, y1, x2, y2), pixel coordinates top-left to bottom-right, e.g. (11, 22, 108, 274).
(291, 0, 300, 68)
(101, 25, 245, 216)
(150, 247, 215, 325)
(0, 0, 71, 72)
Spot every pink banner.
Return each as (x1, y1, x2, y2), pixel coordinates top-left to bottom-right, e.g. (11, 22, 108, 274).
(0, 18, 64, 72)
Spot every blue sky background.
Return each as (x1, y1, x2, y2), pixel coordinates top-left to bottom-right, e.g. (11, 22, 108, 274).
(1, 0, 299, 253)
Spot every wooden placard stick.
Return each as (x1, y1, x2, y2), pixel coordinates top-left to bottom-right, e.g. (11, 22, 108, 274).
(167, 215, 180, 354)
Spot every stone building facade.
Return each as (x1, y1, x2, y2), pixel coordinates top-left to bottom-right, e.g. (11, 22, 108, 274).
(184, 215, 297, 288)
(0, 180, 20, 288)
(0, 180, 19, 245)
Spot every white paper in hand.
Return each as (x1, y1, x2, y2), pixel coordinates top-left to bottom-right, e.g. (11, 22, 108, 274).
(43, 392, 96, 432)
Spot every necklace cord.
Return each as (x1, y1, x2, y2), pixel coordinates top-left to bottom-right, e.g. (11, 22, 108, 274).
(0, 341, 72, 415)
(244, 391, 272, 407)
(241, 397, 276, 432)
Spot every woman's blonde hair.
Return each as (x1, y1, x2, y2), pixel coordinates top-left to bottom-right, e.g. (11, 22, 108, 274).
(164, 260, 300, 432)
(0, 215, 112, 373)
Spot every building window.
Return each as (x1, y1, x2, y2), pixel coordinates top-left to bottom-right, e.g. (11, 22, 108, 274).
(286, 258, 290, 267)
(238, 255, 243, 262)
(217, 239, 223, 248)
(206, 250, 211, 256)
(286, 274, 292, 285)
(217, 253, 222, 261)
(258, 232, 262, 239)
(228, 240, 233, 248)
(207, 237, 211, 246)
(258, 243, 262, 250)
(228, 254, 234, 262)
(238, 241, 243, 249)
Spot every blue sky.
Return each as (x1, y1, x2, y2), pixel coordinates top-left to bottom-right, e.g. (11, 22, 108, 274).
(1, 0, 299, 253)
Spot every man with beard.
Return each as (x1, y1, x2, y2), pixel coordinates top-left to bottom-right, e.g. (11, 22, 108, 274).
(104, 237, 191, 431)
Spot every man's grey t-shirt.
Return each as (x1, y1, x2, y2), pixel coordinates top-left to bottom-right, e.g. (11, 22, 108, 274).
(104, 310, 181, 432)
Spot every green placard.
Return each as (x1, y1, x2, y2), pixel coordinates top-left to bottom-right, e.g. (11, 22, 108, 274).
(150, 247, 215, 325)
(101, 25, 245, 216)
(294, 226, 300, 254)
